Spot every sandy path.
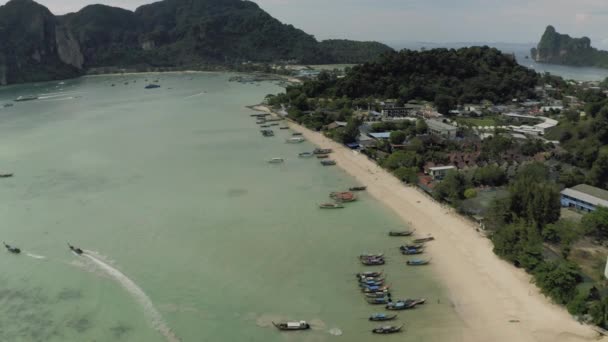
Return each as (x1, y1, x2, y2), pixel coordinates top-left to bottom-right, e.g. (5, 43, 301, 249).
(252, 106, 601, 342)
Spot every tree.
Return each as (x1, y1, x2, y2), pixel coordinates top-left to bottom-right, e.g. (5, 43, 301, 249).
(533, 261, 582, 305)
(382, 151, 422, 170)
(464, 188, 478, 199)
(434, 171, 467, 203)
(416, 119, 428, 135)
(393, 167, 418, 184)
(338, 117, 362, 144)
(435, 94, 455, 115)
(472, 165, 507, 186)
(559, 168, 586, 188)
(588, 150, 608, 188)
(390, 131, 406, 145)
(581, 207, 608, 239)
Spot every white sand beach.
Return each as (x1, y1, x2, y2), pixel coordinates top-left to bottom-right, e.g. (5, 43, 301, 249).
(253, 105, 602, 342)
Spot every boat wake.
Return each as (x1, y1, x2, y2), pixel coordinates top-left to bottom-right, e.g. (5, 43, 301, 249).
(184, 91, 206, 98)
(82, 252, 180, 342)
(25, 253, 46, 259)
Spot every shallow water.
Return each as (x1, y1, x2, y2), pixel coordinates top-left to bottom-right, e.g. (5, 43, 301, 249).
(0, 73, 462, 341)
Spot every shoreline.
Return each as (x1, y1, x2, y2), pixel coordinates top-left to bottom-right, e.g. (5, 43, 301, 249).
(251, 104, 601, 342)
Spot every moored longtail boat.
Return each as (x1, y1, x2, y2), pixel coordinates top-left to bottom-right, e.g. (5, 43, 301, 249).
(413, 237, 435, 243)
(349, 186, 367, 191)
(369, 313, 397, 321)
(320, 160, 336, 166)
(367, 297, 390, 305)
(372, 325, 404, 334)
(272, 321, 311, 331)
(386, 300, 417, 310)
(388, 230, 415, 237)
(356, 271, 382, 278)
(406, 258, 431, 266)
(319, 203, 344, 209)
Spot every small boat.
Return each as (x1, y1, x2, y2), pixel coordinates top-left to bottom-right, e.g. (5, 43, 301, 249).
(280, 126, 289, 130)
(362, 285, 390, 293)
(386, 300, 417, 310)
(401, 244, 424, 250)
(319, 203, 344, 209)
(269, 123, 279, 126)
(413, 237, 434, 243)
(361, 258, 385, 266)
(298, 152, 314, 158)
(261, 130, 275, 137)
(144, 84, 161, 89)
(260, 125, 271, 128)
(366, 292, 391, 298)
(388, 230, 415, 237)
(367, 297, 390, 305)
(358, 276, 385, 283)
(272, 321, 310, 331)
(316, 154, 329, 159)
(330, 192, 356, 202)
(3, 103, 14, 108)
(372, 325, 404, 334)
(361, 281, 385, 288)
(292, 133, 303, 136)
(356, 271, 382, 278)
(369, 313, 397, 322)
(268, 158, 284, 164)
(401, 248, 424, 255)
(406, 259, 431, 266)
(360, 253, 384, 259)
(313, 148, 332, 155)
(411, 298, 426, 305)
(14, 95, 38, 102)
(287, 137, 305, 144)
(320, 160, 336, 166)
(0, 173, 14, 178)
(68, 243, 83, 255)
(3, 242, 20, 254)
(349, 186, 367, 191)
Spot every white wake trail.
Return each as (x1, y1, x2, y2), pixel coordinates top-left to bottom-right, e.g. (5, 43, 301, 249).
(82, 253, 180, 342)
(25, 253, 46, 259)
(184, 91, 206, 98)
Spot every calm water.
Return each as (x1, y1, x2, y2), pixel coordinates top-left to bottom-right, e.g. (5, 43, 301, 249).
(0, 73, 461, 341)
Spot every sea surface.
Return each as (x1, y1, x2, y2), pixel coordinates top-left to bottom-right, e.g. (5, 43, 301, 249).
(0, 73, 461, 341)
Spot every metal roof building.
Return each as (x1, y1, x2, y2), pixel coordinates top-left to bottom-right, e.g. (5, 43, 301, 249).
(561, 184, 608, 212)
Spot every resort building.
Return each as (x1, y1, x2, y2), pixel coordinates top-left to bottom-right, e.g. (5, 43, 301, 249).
(560, 184, 608, 212)
(428, 165, 456, 180)
(426, 119, 458, 138)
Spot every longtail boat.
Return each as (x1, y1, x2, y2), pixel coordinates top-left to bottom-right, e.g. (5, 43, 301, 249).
(272, 321, 310, 331)
(356, 271, 382, 278)
(369, 313, 397, 322)
(406, 258, 431, 266)
(313, 148, 333, 154)
(400, 247, 424, 255)
(319, 203, 344, 209)
(349, 186, 367, 191)
(413, 237, 435, 243)
(388, 230, 415, 237)
(372, 325, 404, 334)
(367, 297, 390, 305)
(330, 192, 357, 202)
(386, 300, 417, 311)
(320, 160, 336, 166)
(361, 258, 385, 266)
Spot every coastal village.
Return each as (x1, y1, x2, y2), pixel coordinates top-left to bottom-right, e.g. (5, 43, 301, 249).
(259, 56, 608, 335)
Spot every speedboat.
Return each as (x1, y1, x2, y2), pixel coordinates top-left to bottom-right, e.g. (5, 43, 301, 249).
(68, 243, 84, 255)
(272, 321, 310, 331)
(3, 242, 20, 254)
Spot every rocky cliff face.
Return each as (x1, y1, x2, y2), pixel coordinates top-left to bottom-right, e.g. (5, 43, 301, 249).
(531, 25, 608, 68)
(0, 0, 394, 85)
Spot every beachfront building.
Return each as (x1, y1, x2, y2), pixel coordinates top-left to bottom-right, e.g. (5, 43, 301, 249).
(560, 184, 608, 212)
(426, 119, 458, 138)
(429, 166, 456, 181)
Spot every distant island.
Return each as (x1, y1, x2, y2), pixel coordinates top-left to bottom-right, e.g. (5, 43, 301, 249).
(531, 25, 608, 68)
(0, 0, 393, 85)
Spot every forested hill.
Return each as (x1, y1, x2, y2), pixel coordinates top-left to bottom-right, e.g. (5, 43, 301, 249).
(295, 46, 539, 105)
(531, 26, 608, 68)
(0, 0, 393, 85)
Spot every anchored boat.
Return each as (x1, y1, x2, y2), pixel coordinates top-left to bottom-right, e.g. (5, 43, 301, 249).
(369, 313, 397, 322)
(406, 258, 431, 266)
(372, 325, 404, 334)
(272, 321, 310, 331)
(268, 158, 284, 164)
(319, 203, 344, 209)
(388, 230, 415, 237)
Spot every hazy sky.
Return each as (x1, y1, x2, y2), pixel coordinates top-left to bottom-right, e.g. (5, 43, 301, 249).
(5, 0, 608, 48)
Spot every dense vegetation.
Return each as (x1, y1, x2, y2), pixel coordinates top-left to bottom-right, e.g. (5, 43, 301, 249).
(0, 0, 393, 84)
(276, 47, 539, 108)
(532, 26, 608, 68)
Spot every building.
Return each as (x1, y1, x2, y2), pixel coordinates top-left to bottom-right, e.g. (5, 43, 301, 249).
(560, 184, 608, 212)
(381, 107, 409, 117)
(368, 132, 392, 140)
(426, 120, 458, 138)
(428, 166, 456, 180)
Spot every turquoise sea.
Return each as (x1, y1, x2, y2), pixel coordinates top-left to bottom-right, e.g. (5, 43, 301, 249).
(0, 73, 462, 341)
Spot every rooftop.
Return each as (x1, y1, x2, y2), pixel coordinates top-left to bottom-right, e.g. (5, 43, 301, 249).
(562, 184, 608, 208)
(429, 165, 456, 171)
(368, 132, 391, 139)
(426, 119, 457, 132)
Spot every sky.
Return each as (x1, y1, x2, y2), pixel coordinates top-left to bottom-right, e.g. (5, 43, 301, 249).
(5, 0, 608, 48)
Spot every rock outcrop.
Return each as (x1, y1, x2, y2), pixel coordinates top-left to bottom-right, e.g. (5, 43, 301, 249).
(531, 25, 608, 68)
